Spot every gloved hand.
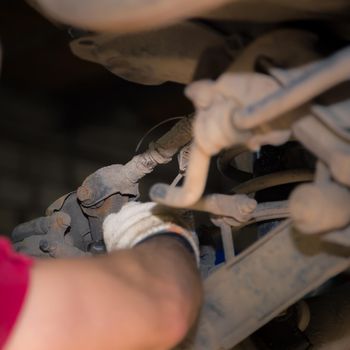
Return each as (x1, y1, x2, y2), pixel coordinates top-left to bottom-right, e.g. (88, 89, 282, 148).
(103, 202, 200, 265)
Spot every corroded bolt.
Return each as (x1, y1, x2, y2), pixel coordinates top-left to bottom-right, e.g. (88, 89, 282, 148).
(39, 239, 50, 252)
(39, 240, 57, 254)
(55, 212, 71, 228)
(77, 185, 92, 202)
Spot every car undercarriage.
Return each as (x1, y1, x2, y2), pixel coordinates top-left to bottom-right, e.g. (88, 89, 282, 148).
(8, 0, 350, 349)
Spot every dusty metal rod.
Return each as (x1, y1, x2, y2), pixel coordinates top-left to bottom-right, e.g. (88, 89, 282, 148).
(125, 116, 192, 184)
(229, 201, 290, 231)
(189, 193, 257, 221)
(234, 45, 350, 130)
(253, 201, 290, 221)
(219, 221, 235, 261)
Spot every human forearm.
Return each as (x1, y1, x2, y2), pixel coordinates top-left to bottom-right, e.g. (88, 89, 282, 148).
(6, 237, 202, 350)
(98, 236, 202, 347)
(130, 236, 202, 329)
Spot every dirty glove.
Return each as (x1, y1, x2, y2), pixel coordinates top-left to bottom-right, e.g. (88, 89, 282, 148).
(103, 202, 200, 265)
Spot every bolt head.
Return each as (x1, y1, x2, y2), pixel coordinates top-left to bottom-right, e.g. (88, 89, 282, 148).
(77, 186, 92, 202)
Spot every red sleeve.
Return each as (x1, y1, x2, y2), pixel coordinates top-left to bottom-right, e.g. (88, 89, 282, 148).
(0, 237, 33, 348)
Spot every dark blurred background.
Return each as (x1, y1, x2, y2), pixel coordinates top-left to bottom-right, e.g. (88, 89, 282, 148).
(0, 0, 193, 234)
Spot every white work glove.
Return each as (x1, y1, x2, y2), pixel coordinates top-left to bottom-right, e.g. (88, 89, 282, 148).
(103, 202, 200, 266)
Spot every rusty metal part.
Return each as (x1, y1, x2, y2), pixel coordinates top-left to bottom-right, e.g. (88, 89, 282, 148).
(232, 169, 314, 194)
(70, 23, 226, 85)
(185, 197, 289, 263)
(67, 25, 322, 89)
(14, 117, 193, 257)
(14, 192, 93, 253)
(189, 194, 257, 222)
(189, 221, 350, 349)
(233, 45, 350, 130)
(128, 116, 192, 180)
(14, 193, 126, 256)
(48, 192, 92, 250)
(225, 200, 290, 229)
(12, 216, 50, 242)
(187, 73, 280, 156)
(222, 201, 289, 230)
(77, 164, 139, 206)
(79, 116, 192, 207)
(150, 73, 280, 207)
(150, 32, 319, 207)
(151, 44, 350, 209)
(293, 114, 350, 187)
(290, 182, 350, 234)
(228, 29, 320, 74)
(82, 193, 129, 242)
(183, 190, 288, 232)
(13, 212, 89, 258)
